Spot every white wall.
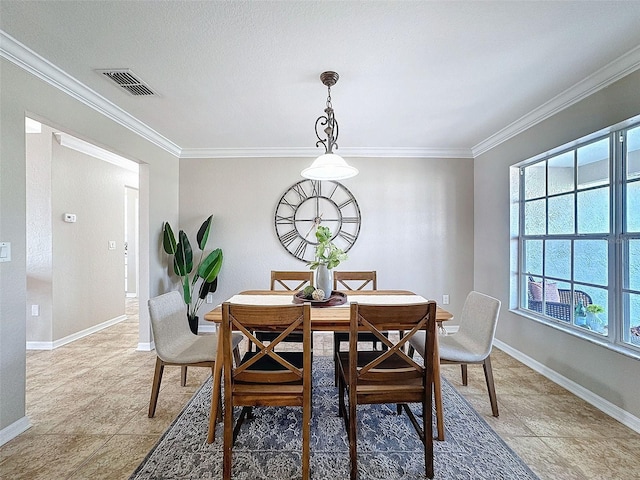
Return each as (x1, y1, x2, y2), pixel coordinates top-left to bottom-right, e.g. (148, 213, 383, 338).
(474, 69, 640, 420)
(178, 156, 475, 326)
(0, 57, 179, 441)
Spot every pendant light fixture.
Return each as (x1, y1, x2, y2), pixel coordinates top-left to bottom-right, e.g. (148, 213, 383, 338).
(301, 71, 359, 180)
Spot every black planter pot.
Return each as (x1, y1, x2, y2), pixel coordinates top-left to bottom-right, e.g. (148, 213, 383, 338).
(188, 315, 199, 335)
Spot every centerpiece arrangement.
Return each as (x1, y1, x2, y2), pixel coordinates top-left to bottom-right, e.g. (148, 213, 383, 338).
(300, 226, 347, 302)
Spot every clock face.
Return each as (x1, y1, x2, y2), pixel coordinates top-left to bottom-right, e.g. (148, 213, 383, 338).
(274, 179, 361, 262)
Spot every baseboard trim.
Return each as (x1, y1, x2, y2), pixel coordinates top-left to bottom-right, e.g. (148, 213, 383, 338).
(494, 338, 640, 435)
(0, 416, 31, 447)
(198, 324, 217, 333)
(26, 314, 127, 350)
(137, 341, 154, 352)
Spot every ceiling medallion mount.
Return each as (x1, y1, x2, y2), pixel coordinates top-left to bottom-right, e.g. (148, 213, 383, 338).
(320, 71, 339, 87)
(301, 71, 358, 181)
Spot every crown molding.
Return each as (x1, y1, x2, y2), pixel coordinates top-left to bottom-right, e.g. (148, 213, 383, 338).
(472, 44, 640, 157)
(0, 30, 181, 157)
(54, 132, 139, 173)
(179, 146, 474, 159)
(4, 28, 638, 161)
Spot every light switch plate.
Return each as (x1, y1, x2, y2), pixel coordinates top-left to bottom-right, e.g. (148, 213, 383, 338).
(108, 241, 116, 250)
(0, 242, 11, 262)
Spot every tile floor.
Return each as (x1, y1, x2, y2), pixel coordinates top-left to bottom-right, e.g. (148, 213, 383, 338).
(1, 299, 639, 479)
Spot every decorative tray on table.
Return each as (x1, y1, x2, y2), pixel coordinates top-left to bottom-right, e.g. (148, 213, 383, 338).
(293, 290, 347, 307)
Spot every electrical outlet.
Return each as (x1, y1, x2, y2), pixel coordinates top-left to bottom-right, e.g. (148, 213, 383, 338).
(31, 305, 40, 316)
(108, 241, 116, 250)
(206, 293, 214, 304)
(442, 294, 450, 305)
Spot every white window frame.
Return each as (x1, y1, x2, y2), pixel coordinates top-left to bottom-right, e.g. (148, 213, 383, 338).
(513, 115, 640, 358)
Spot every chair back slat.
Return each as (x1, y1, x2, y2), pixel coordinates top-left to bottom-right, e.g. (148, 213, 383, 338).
(270, 270, 314, 291)
(349, 302, 436, 386)
(333, 271, 377, 291)
(223, 302, 311, 385)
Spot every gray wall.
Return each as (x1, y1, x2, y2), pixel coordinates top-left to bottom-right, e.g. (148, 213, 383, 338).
(26, 126, 138, 344)
(51, 137, 138, 340)
(474, 70, 640, 419)
(178, 156, 475, 324)
(0, 57, 179, 437)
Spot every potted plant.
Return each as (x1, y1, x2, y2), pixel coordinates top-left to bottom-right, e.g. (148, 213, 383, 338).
(307, 226, 347, 299)
(162, 215, 223, 334)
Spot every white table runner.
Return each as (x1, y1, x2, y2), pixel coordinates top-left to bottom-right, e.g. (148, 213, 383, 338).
(224, 293, 430, 306)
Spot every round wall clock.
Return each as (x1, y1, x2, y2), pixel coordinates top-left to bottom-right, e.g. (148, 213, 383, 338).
(274, 179, 361, 262)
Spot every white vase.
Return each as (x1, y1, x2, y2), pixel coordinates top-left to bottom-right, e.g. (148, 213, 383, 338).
(315, 264, 333, 300)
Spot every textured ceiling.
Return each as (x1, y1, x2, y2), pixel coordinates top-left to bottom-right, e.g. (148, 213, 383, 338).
(2, 1, 640, 158)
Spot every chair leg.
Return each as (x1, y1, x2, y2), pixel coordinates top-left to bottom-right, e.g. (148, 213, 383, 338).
(181, 365, 188, 386)
(349, 394, 357, 480)
(223, 384, 233, 479)
(461, 364, 468, 386)
(425, 381, 434, 478)
(334, 335, 341, 386)
(483, 356, 499, 417)
(148, 357, 164, 418)
(302, 395, 311, 480)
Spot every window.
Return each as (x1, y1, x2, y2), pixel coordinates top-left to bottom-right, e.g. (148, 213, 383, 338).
(517, 119, 640, 354)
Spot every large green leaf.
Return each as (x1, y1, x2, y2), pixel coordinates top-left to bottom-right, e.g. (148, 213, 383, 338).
(198, 277, 218, 299)
(162, 222, 177, 254)
(196, 215, 213, 251)
(182, 277, 192, 305)
(198, 248, 223, 282)
(174, 231, 193, 276)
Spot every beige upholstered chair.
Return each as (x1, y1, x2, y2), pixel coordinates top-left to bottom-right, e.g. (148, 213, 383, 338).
(222, 302, 312, 480)
(409, 290, 501, 416)
(147, 291, 242, 423)
(337, 301, 437, 479)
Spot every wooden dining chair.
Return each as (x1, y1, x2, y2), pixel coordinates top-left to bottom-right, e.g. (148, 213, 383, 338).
(253, 270, 314, 350)
(332, 271, 385, 384)
(222, 302, 312, 480)
(336, 301, 437, 480)
(270, 270, 314, 291)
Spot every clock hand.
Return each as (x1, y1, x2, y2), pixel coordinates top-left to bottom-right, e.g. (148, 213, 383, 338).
(303, 214, 323, 239)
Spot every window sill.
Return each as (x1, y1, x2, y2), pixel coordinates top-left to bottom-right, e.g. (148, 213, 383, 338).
(511, 308, 640, 361)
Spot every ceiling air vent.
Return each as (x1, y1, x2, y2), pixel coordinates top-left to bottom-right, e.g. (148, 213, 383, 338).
(96, 69, 156, 96)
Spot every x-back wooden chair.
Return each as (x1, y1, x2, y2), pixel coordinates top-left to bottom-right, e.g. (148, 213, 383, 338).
(337, 301, 437, 479)
(253, 270, 314, 350)
(270, 270, 314, 291)
(332, 271, 386, 384)
(222, 302, 312, 480)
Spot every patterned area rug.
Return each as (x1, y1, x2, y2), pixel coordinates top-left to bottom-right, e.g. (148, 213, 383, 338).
(130, 357, 538, 479)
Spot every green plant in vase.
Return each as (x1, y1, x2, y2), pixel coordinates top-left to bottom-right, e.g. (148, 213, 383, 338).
(162, 215, 223, 334)
(307, 226, 347, 300)
(585, 304, 605, 333)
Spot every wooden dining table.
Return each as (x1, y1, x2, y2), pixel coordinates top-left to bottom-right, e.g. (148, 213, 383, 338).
(203, 289, 453, 443)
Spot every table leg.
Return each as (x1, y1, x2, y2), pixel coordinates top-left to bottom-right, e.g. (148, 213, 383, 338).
(433, 332, 445, 441)
(207, 332, 224, 444)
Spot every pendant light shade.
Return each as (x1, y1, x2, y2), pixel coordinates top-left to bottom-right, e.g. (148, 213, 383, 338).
(301, 153, 358, 180)
(301, 71, 358, 180)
